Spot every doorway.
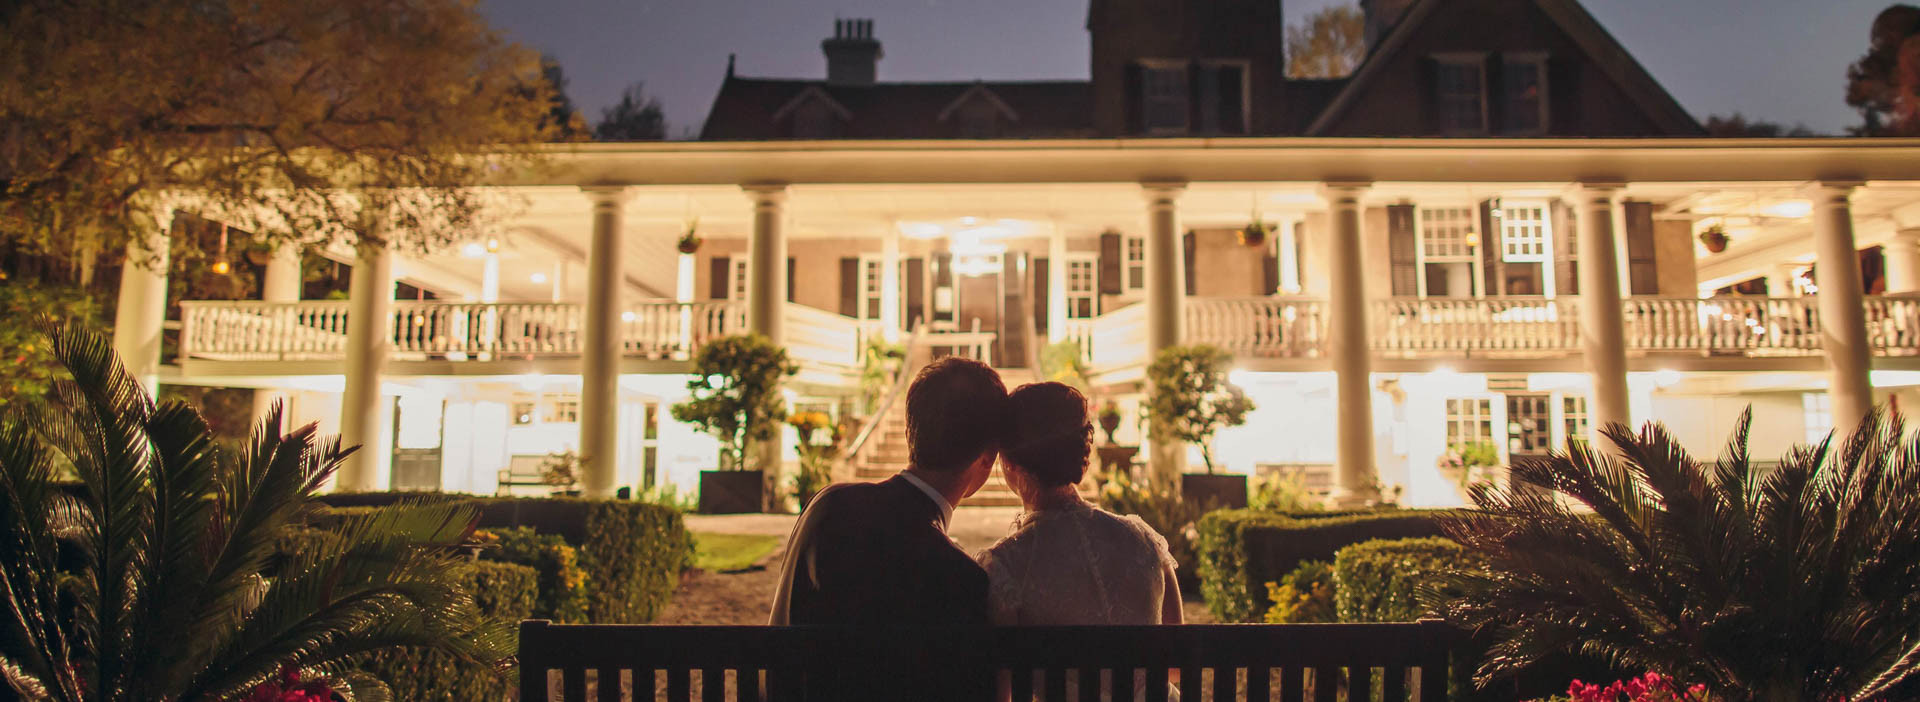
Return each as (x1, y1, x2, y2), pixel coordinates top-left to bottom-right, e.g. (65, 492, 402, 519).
(954, 255, 1002, 337)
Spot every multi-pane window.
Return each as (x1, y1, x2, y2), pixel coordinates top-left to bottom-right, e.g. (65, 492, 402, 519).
(858, 257, 883, 320)
(1502, 56, 1548, 134)
(1445, 398, 1495, 446)
(1562, 395, 1589, 444)
(1065, 256, 1098, 318)
(1500, 204, 1550, 262)
(1506, 394, 1553, 455)
(544, 398, 580, 424)
(1125, 235, 1147, 291)
(1435, 57, 1487, 134)
(512, 401, 536, 425)
(1419, 207, 1478, 259)
(1804, 392, 1833, 444)
(1142, 65, 1190, 132)
(730, 258, 749, 300)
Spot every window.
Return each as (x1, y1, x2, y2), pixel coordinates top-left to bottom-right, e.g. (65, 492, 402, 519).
(1804, 392, 1833, 444)
(1142, 64, 1190, 132)
(1499, 204, 1551, 262)
(1562, 395, 1589, 444)
(1419, 207, 1478, 259)
(642, 402, 660, 488)
(1124, 235, 1146, 291)
(953, 99, 1003, 138)
(858, 256, 883, 320)
(1501, 54, 1548, 134)
(790, 98, 843, 139)
(1507, 394, 1552, 455)
(730, 258, 748, 300)
(511, 401, 535, 426)
(1446, 398, 1495, 446)
(1065, 255, 1098, 318)
(1434, 56, 1488, 134)
(544, 398, 579, 424)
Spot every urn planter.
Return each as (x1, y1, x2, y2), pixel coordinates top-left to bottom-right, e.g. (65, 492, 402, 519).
(1181, 472, 1248, 510)
(699, 470, 766, 514)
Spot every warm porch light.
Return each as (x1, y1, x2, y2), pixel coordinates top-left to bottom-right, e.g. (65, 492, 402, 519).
(1766, 200, 1813, 219)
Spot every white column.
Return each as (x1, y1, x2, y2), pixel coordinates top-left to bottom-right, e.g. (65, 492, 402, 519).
(1143, 182, 1187, 485)
(581, 186, 631, 499)
(1765, 263, 1803, 298)
(676, 252, 696, 355)
(481, 252, 500, 302)
(1278, 217, 1303, 294)
(339, 234, 394, 492)
(880, 226, 902, 341)
(552, 260, 567, 303)
(113, 211, 173, 398)
(1576, 183, 1631, 450)
(1047, 222, 1069, 342)
(744, 185, 789, 343)
(1323, 182, 1378, 506)
(253, 242, 302, 428)
(1811, 181, 1873, 435)
(1884, 229, 1920, 295)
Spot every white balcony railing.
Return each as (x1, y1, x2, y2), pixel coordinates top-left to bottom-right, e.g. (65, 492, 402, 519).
(180, 300, 745, 362)
(1188, 297, 1329, 358)
(1373, 297, 1580, 355)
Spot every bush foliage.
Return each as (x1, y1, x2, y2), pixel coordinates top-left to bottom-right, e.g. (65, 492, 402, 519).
(1332, 537, 1482, 622)
(480, 527, 590, 623)
(1195, 508, 1453, 622)
(1262, 560, 1336, 624)
(357, 560, 538, 700)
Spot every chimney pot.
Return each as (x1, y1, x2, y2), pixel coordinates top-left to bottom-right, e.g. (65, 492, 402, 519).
(822, 18, 882, 86)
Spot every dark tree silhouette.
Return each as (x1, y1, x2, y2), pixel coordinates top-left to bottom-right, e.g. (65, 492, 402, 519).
(1846, 5, 1920, 135)
(1704, 113, 1818, 137)
(537, 55, 592, 140)
(595, 82, 668, 141)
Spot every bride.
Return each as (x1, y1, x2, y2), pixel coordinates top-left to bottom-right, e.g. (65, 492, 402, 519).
(976, 382, 1183, 696)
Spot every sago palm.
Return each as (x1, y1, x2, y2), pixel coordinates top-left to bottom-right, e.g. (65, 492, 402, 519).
(0, 324, 511, 701)
(1428, 409, 1920, 702)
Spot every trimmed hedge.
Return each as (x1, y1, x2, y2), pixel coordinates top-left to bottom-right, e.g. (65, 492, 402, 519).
(1195, 508, 1455, 622)
(1332, 537, 1482, 622)
(360, 560, 538, 700)
(481, 527, 590, 623)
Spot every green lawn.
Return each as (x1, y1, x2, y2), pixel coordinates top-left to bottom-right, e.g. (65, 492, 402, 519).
(692, 532, 781, 572)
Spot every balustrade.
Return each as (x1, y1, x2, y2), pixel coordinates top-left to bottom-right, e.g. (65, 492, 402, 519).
(1185, 298, 1328, 358)
(1371, 298, 1579, 355)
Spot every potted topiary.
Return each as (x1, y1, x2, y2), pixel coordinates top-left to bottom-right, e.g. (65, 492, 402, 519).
(1698, 224, 1730, 253)
(1146, 344, 1255, 509)
(1239, 219, 1272, 248)
(1097, 399, 1123, 444)
(677, 219, 703, 255)
(672, 334, 798, 513)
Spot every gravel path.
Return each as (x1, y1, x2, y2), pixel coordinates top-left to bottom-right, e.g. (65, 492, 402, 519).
(659, 508, 1218, 625)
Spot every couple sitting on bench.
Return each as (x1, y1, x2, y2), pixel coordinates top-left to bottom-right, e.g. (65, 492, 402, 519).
(771, 357, 1181, 701)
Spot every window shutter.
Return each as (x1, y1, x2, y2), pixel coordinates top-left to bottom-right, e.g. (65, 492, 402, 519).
(1479, 200, 1501, 295)
(1218, 64, 1246, 134)
(709, 256, 730, 300)
(1485, 54, 1506, 135)
(1183, 230, 1197, 296)
(1098, 231, 1123, 294)
(786, 257, 796, 302)
(1388, 204, 1418, 296)
(1553, 200, 1579, 295)
(905, 257, 925, 329)
(932, 251, 954, 323)
(1124, 63, 1144, 135)
(1624, 201, 1658, 295)
(1033, 257, 1050, 333)
(1262, 249, 1280, 295)
(838, 257, 859, 316)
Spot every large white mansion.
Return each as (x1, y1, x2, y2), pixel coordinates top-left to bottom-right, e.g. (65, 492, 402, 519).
(110, 0, 1920, 508)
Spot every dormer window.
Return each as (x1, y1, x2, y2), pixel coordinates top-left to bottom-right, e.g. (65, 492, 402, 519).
(791, 98, 844, 138)
(1500, 53, 1549, 135)
(1433, 53, 1488, 135)
(1136, 60, 1249, 135)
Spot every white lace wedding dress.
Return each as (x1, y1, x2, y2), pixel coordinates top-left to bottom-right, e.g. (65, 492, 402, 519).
(976, 501, 1180, 701)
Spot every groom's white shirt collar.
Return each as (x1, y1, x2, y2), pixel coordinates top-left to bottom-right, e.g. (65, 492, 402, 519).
(898, 470, 954, 528)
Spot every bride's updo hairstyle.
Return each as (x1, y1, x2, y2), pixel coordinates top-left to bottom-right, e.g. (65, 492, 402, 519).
(1001, 382, 1094, 488)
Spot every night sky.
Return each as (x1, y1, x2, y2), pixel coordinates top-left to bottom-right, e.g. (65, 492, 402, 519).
(480, 0, 1890, 138)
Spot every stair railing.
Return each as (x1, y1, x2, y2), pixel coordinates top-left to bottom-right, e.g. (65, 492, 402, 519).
(840, 325, 927, 482)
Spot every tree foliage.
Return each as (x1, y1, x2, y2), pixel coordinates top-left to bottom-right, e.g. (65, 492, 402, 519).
(0, 323, 510, 700)
(670, 334, 797, 472)
(1145, 344, 1253, 473)
(1286, 5, 1366, 79)
(0, 0, 560, 262)
(1428, 410, 1920, 700)
(537, 54, 592, 141)
(1704, 113, 1818, 138)
(0, 277, 98, 410)
(594, 81, 668, 141)
(1846, 4, 1920, 136)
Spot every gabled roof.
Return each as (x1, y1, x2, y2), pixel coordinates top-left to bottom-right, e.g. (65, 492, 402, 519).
(700, 75, 1093, 140)
(937, 83, 1021, 124)
(1304, 0, 1703, 136)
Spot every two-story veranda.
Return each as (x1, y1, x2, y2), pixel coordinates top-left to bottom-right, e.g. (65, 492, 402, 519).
(128, 137, 1920, 508)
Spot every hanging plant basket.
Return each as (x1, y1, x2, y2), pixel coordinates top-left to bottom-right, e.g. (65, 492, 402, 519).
(677, 218, 702, 254)
(1698, 226, 1729, 254)
(1238, 221, 1272, 248)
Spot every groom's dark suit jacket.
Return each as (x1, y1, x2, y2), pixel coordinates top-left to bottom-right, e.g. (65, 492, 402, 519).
(769, 474, 991, 701)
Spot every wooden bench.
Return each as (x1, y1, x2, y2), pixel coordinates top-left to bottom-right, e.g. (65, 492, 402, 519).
(497, 455, 551, 496)
(518, 619, 1459, 701)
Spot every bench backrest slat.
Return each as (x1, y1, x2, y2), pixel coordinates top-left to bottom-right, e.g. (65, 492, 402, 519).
(518, 619, 1459, 701)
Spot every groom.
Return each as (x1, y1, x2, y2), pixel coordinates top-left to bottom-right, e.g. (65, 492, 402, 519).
(769, 356, 1007, 700)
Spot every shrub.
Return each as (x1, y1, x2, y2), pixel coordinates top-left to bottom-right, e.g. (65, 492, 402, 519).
(579, 500, 694, 623)
(671, 334, 797, 472)
(1097, 470, 1209, 590)
(1145, 345, 1253, 473)
(479, 527, 590, 623)
(358, 560, 539, 700)
(1249, 471, 1325, 513)
(1195, 508, 1453, 622)
(1333, 537, 1482, 622)
(1262, 560, 1336, 624)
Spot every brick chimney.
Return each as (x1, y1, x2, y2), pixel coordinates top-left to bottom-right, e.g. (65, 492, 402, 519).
(1359, 0, 1417, 50)
(822, 19, 883, 86)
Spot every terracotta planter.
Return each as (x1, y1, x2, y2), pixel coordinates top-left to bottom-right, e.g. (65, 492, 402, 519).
(1238, 224, 1269, 248)
(1699, 230, 1729, 253)
(677, 239, 701, 255)
(1181, 473, 1248, 510)
(699, 470, 765, 514)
